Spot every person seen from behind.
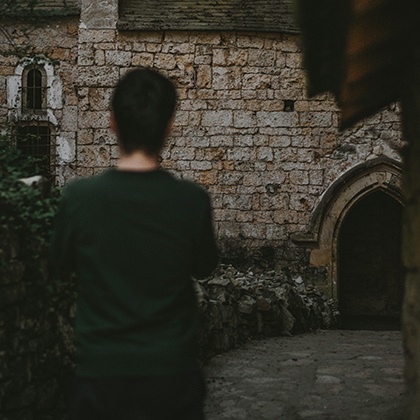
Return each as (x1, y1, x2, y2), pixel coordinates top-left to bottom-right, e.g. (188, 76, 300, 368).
(50, 68, 219, 420)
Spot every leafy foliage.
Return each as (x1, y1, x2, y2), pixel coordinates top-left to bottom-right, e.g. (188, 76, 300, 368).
(0, 130, 75, 420)
(0, 130, 60, 253)
(0, 125, 75, 328)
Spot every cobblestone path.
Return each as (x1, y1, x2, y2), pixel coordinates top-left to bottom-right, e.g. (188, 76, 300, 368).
(204, 330, 405, 420)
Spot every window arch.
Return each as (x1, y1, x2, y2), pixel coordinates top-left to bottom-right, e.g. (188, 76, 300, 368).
(22, 65, 47, 114)
(7, 57, 69, 182)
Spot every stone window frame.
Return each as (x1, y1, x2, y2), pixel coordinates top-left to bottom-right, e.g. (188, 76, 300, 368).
(292, 157, 404, 300)
(7, 56, 62, 116)
(7, 56, 64, 179)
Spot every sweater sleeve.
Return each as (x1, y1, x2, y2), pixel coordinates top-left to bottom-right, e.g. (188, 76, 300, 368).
(192, 193, 219, 279)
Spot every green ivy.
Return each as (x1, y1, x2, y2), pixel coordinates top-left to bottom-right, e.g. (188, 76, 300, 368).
(0, 130, 75, 419)
(0, 131, 61, 255)
(0, 127, 77, 311)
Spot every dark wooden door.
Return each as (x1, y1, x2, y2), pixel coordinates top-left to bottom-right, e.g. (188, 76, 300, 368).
(338, 191, 403, 319)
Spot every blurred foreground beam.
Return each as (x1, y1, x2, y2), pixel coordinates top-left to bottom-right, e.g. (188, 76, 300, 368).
(297, 0, 418, 129)
(401, 49, 420, 419)
(297, 0, 420, 417)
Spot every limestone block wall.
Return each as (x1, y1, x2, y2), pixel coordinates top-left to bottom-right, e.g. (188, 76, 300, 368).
(0, 4, 405, 279)
(76, 24, 404, 275)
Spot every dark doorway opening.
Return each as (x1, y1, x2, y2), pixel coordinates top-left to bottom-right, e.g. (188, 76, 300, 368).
(338, 191, 403, 330)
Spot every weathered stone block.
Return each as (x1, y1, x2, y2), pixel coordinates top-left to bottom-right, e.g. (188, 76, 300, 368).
(212, 67, 242, 90)
(132, 52, 154, 67)
(202, 110, 233, 127)
(78, 45, 95, 66)
(257, 111, 299, 127)
(248, 49, 276, 67)
(78, 111, 110, 130)
(105, 50, 132, 66)
(233, 110, 256, 128)
(78, 66, 119, 87)
(257, 147, 274, 162)
(196, 65, 212, 88)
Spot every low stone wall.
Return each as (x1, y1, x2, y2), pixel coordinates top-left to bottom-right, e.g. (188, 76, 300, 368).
(197, 265, 339, 359)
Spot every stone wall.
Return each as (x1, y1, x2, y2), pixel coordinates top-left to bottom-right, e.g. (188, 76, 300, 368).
(76, 24, 404, 276)
(0, 2, 405, 287)
(197, 265, 339, 360)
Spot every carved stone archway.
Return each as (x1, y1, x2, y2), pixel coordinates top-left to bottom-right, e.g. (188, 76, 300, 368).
(292, 157, 404, 300)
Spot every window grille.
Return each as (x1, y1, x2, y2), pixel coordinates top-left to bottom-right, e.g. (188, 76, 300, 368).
(16, 123, 54, 177)
(22, 66, 47, 114)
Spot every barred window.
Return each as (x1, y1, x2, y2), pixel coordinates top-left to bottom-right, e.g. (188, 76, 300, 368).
(22, 66, 47, 114)
(16, 123, 54, 177)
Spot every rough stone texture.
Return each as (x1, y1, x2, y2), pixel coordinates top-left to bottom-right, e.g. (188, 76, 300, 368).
(197, 264, 339, 360)
(73, 27, 404, 283)
(0, 7, 405, 289)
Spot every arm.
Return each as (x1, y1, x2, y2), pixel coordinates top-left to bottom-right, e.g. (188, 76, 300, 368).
(49, 190, 76, 275)
(192, 194, 219, 279)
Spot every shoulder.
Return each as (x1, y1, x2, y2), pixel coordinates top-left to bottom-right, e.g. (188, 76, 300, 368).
(160, 171, 212, 215)
(62, 171, 110, 201)
(65, 171, 111, 190)
(167, 172, 210, 200)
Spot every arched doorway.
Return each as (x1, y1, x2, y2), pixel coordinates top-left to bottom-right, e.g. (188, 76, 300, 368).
(291, 157, 404, 307)
(338, 190, 403, 327)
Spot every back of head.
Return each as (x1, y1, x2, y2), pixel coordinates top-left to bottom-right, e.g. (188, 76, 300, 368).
(111, 68, 177, 156)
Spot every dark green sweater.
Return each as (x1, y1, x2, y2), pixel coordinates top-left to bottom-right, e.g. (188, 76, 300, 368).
(51, 169, 218, 377)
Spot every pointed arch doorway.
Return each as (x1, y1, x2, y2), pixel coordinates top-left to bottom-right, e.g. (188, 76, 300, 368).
(291, 157, 404, 329)
(338, 190, 403, 328)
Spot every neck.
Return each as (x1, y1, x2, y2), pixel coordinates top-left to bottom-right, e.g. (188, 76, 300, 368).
(117, 150, 160, 172)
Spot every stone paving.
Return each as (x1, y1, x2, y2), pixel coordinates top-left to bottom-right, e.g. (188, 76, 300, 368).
(204, 330, 405, 420)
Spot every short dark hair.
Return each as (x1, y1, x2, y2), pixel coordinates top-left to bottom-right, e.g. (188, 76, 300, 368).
(111, 68, 177, 155)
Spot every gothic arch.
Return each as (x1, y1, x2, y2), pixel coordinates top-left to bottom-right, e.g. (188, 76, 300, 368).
(292, 157, 403, 299)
